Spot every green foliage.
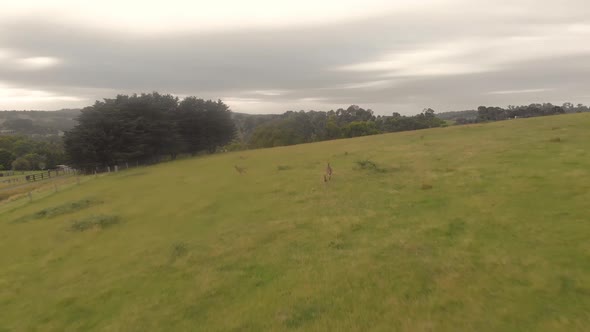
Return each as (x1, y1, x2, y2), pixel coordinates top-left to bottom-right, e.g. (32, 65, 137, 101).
(64, 93, 235, 169)
(341, 121, 380, 138)
(176, 97, 235, 154)
(477, 103, 567, 122)
(248, 106, 446, 148)
(11, 157, 31, 171)
(23, 153, 46, 170)
(224, 140, 248, 152)
(439, 103, 590, 124)
(0, 149, 15, 170)
(0, 135, 65, 170)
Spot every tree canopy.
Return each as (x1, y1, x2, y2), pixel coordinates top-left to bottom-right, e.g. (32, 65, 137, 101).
(247, 106, 446, 148)
(0, 136, 65, 171)
(64, 93, 235, 170)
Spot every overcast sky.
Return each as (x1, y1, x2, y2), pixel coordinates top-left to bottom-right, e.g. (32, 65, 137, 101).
(1, 0, 589, 115)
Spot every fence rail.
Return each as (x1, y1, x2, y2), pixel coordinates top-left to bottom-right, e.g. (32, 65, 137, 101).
(0, 168, 76, 185)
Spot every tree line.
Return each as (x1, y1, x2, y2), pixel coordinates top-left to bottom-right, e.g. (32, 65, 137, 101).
(440, 103, 589, 124)
(64, 93, 235, 170)
(246, 106, 445, 148)
(3, 93, 586, 172)
(0, 136, 65, 171)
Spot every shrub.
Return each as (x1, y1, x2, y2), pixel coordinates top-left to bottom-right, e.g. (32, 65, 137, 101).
(70, 215, 120, 232)
(11, 157, 31, 171)
(355, 159, 387, 173)
(421, 183, 433, 190)
(356, 159, 378, 170)
(170, 242, 189, 261)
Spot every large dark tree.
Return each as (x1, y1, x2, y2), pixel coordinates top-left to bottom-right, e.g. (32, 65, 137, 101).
(0, 149, 15, 170)
(64, 93, 235, 170)
(176, 98, 235, 154)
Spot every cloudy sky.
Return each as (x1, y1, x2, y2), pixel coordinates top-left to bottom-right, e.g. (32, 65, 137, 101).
(1, 0, 589, 115)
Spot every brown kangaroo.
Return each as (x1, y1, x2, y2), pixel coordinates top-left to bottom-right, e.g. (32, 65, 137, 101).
(325, 162, 333, 181)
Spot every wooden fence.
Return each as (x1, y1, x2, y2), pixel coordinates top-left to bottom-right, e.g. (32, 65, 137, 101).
(0, 168, 76, 185)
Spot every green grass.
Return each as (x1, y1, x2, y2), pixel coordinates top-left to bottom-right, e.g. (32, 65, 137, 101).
(1, 114, 590, 331)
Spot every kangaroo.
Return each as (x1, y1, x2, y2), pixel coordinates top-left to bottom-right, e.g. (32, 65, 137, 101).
(325, 162, 333, 181)
(234, 165, 247, 174)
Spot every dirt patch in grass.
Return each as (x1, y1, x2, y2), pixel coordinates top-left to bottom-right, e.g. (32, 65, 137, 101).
(421, 183, 433, 190)
(284, 303, 324, 328)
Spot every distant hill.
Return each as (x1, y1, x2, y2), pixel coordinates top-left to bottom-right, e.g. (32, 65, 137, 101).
(0, 109, 81, 136)
(231, 112, 280, 141)
(436, 110, 478, 121)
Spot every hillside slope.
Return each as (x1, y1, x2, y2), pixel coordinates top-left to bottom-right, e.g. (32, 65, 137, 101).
(1, 114, 589, 331)
(0, 109, 81, 136)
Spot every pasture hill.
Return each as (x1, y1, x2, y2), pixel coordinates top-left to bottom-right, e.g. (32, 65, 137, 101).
(1, 113, 589, 331)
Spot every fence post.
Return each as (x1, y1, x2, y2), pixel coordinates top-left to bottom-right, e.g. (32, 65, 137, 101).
(114, 165, 119, 172)
(28, 192, 32, 202)
(107, 166, 111, 173)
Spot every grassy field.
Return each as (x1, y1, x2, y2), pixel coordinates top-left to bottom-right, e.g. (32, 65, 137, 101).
(1, 113, 589, 331)
(0, 172, 79, 205)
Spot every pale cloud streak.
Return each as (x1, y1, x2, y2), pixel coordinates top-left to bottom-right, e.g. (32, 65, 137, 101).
(0, 82, 85, 110)
(488, 89, 552, 95)
(16, 57, 61, 70)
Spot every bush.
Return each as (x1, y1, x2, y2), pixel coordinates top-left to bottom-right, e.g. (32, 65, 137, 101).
(224, 141, 248, 152)
(356, 159, 377, 169)
(355, 159, 387, 173)
(70, 215, 120, 232)
(11, 157, 31, 171)
(0, 149, 15, 170)
(170, 242, 189, 260)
